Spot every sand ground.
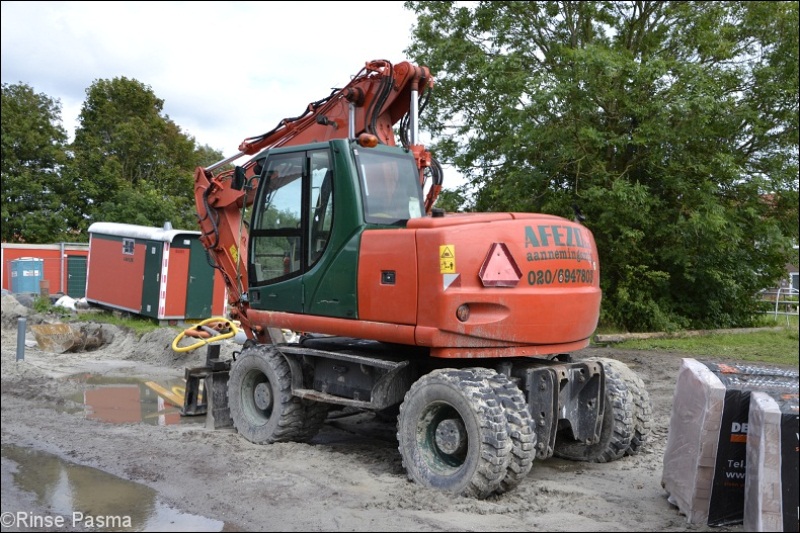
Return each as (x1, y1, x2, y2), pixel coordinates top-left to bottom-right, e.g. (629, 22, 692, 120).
(1, 294, 756, 531)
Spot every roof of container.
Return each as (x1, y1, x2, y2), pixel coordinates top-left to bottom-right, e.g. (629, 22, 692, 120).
(88, 222, 200, 243)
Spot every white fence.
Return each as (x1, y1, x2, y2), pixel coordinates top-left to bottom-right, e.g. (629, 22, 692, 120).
(758, 287, 799, 325)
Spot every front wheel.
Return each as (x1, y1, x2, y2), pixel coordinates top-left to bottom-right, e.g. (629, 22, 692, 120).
(586, 357, 653, 456)
(468, 368, 536, 495)
(554, 358, 634, 463)
(396, 368, 512, 499)
(228, 345, 324, 444)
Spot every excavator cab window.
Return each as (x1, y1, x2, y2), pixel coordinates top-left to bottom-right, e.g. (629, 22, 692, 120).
(356, 149, 424, 226)
(309, 153, 333, 265)
(249, 149, 333, 287)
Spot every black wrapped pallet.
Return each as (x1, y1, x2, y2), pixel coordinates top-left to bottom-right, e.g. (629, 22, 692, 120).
(662, 359, 798, 527)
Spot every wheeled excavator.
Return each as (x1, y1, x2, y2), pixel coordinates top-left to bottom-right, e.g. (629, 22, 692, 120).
(186, 59, 652, 499)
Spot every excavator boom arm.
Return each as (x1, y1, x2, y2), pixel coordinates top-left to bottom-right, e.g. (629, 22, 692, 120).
(193, 60, 441, 336)
(247, 61, 429, 151)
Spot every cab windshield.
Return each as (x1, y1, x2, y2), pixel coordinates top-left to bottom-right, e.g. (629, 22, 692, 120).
(355, 149, 424, 225)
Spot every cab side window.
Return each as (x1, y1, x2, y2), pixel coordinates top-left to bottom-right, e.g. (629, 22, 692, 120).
(249, 149, 333, 285)
(250, 154, 304, 284)
(309, 151, 333, 265)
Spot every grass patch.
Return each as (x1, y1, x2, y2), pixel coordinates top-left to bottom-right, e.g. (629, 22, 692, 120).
(28, 295, 164, 336)
(69, 310, 163, 336)
(753, 313, 799, 329)
(611, 327, 798, 367)
(32, 296, 72, 317)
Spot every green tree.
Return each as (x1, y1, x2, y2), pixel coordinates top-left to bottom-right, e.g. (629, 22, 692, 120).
(406, 0, 799, 331)
(194, 143, 227, 169)
(66, 77, 212, 234)
(433, 187, 471, 213)
(1, 83, 69, 242)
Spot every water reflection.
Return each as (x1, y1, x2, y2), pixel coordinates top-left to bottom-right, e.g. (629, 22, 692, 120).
(66, 375, 204, 426)
(2, 445, 223, 531)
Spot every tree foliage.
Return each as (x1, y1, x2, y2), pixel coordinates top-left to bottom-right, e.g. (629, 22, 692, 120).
(66, 77, 206, 233)
(433, 188, 469, 213)
(1, 83, 69, 242)
(2, 77, 225, 243)
(405, 0, 799, 330)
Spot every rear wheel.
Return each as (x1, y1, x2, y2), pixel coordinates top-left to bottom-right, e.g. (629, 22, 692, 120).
(554, 358, 634, 463)
(586, 357, 652, 456)
(374, 403, 400, 422)
(491, 374, 536, 494)
(228, 345, 324, 443)
(396, 368, 511, 498)
(468, 368, 536, 495)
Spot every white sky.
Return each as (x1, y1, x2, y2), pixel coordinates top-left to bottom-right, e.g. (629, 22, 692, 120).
(1, 1, 434, 160)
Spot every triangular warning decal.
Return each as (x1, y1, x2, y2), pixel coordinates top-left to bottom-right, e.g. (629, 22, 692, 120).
(479, 243, 522, 287)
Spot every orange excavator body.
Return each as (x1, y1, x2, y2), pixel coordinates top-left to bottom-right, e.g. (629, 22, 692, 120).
(192, 60, 600, 358)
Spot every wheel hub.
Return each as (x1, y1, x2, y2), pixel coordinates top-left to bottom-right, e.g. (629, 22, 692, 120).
(253, 382, 272, 411)
(434, 418, 468, 456)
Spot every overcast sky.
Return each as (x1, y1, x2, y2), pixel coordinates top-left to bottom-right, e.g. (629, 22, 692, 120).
(1, 1, 424, 158)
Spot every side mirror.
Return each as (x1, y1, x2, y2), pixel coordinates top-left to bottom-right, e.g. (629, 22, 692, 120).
(232, 166, 246, 190)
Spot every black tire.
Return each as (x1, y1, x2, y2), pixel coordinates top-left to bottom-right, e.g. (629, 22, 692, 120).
(468, 368, 536, 495)
(375, 403, 401, 422)
(554, 358, 634, 463)
(299, 399, 330, 441)
(228, 345, 323, 444)
(396, 368, 512, 499)
(586, 357, 653, 456)
(490, 374, 536, 494)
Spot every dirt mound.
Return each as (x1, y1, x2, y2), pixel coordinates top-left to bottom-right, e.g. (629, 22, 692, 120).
(1, 293, 238, 372)
(133, 327, 239, 368)
(1, 293, 29, 328)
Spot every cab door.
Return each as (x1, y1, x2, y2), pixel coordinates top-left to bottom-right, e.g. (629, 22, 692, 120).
(248, 145, 359, 318)
(248, 152, 305, 313)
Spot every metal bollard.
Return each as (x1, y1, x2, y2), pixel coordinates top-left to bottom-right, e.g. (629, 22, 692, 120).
(16, 317, 27, 361)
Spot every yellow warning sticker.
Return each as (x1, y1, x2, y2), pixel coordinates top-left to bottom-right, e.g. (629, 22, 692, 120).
(229, 244, 239, 264)
(439, 245, 456, 274)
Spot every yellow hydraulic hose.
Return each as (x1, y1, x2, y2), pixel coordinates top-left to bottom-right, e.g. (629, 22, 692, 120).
(171, 317, 239, 353)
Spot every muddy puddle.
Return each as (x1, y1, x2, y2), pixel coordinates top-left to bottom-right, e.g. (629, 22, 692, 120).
(66, 374, 205, 426)
(1, 445, 224, 531)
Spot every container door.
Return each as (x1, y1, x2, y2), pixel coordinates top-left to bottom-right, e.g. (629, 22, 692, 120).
(66, 256, 87, 298)
(141, 241, 162, 318)
(186, 239, 215, 318)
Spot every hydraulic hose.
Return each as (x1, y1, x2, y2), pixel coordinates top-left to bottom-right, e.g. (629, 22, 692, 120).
(171, 317, 240, 353)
